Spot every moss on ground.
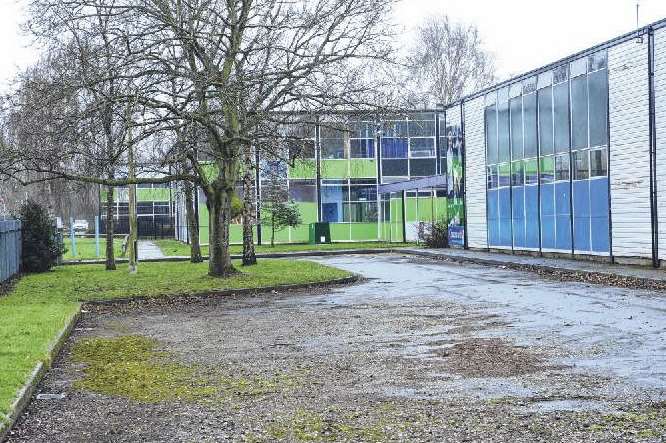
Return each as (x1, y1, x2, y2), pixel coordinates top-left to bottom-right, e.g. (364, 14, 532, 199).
(588, 407, 666, 438)
(72, 335, 298, 404)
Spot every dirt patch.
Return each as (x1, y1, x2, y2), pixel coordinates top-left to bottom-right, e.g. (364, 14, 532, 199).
(431, 338, 552, 378)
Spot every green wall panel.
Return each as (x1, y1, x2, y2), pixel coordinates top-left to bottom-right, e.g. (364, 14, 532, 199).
(350, 223, 378, 241)
(297, 202, 318, 223)
(330, 223, 351, 241)
(289, 160, 317, 179)
(137, 188, 171, 202)
(198, 203, 209, 244)
(321, 160, 348, 178)
(349, 159, 377, 178)
(290, 225, 310, 243)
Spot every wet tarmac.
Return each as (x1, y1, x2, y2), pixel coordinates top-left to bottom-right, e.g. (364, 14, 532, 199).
(7, 254, 666, 442)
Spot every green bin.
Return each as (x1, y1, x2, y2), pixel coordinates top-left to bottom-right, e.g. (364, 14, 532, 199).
(309, 222, 331, 244)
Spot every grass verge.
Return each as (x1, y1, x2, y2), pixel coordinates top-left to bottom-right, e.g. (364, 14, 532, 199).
(155, 239, 416, 257)
(63, 238, 124, 261)
(0, 259, 351, 416)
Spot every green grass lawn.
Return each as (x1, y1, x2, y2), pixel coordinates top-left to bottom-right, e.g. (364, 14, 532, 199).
(63, 238, 124, 261)
(0, 259, 351, 417)
(155, 239, 416, 257)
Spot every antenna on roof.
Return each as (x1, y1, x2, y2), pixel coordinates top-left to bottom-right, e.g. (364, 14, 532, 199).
(636, 0, 640, 29)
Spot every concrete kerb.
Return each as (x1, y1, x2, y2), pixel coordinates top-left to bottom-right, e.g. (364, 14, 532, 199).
(83, 273, 362, 307)
(0, 309, 81, 443)
(0, 272, 360, 441)
(400, 248, 666, 289)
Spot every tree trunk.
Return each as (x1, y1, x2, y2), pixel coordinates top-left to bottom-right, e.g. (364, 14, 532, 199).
(105, 186, 116, 270)
(271, 212, 275, 248)
(184, 181, 202, 263)
(207, 187, 236, 277)
(241, 150, 256, 266)
(127, 141, 138, 274)
(127, 181, 137, 274)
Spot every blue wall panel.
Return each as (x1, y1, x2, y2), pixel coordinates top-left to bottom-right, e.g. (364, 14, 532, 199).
(573, 180, 591, 252)
(590, 178, 610, 253)
(512, 187, 525, 248)
(498, 188, 512, 247)
(525, 186, 540, 248)
(555, 182, 572, 250)
(540, 184, 555, 249)
(487, 190, 499, 246)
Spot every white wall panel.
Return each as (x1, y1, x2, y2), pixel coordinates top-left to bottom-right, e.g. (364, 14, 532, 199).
(463, 96, 488, 249)
(609, 38, 653, 258)
(654, 27, 666, 260)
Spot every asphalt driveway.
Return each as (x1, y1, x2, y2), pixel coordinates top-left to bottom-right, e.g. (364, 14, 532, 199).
(7, 254, 666, 442)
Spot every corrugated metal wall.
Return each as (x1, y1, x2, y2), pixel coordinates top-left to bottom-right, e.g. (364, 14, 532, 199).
(0, 219, 22, 283)
(655, 27, 666, 261)
(463, 96, 488, 249)
(608, 38, 653, 258)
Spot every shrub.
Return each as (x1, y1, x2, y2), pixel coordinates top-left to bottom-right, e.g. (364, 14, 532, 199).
(18, 200, 65, 273)
(416, 220, 449, 248)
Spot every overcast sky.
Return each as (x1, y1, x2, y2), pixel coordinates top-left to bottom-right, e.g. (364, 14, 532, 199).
(1, 0, 666, 89)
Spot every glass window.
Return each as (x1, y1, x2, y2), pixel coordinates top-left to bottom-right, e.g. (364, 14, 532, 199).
(555, 153, 570, 181)
(137, 202, 153, 214)
(570, 57, 588, 78)
(498, 163, 511, 187)
(381, 138, 408, 158)
(344, 202, 378, 223)
(383, 120, 408, 138)
(571, 75, 589, 149)
(540, 156, 555, 183)
(510, 97, 523, 160)
(138, 183, 152, 189)
(573, 150, 589, 180)
(588, 70, 609, 147)
(321, 181, 347, 223)
(349, 179, 377, 201)
(409, 138, 436, 157)
(553, 64, 569, 84)
(524, 158, 538, 185)
(538, 87, 554, 155)
(588, 50, 608, 72)
(410, 158, 436, 177)
(321, 137, 346, 159)
(154, 204, 170, 214)
(487, 165, 498, 189)
(289, 179, 317, 202)
(511, 160, 524, 186)
(381, 159, 408, 176)
(523, 76, 537, 95)
(590, 148, 608, 177)
(523, 93, 537, 158)
(288, 139, 316, 160)
(553, 82, 570, 153)
(498, 100, 510, 162)
(350, 139, 375, 159)
(486, 105, 498, 164)
(408, 119, 435, 137)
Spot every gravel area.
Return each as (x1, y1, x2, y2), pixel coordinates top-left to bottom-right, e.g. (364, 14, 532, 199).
(6, 254, 666, 442)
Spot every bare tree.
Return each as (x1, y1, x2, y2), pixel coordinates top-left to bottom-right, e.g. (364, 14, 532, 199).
(406, 15, 495, 108)
(6, 0, 396, 277)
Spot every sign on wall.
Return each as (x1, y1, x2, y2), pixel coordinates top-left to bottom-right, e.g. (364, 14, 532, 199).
(446, 112, 465, 248)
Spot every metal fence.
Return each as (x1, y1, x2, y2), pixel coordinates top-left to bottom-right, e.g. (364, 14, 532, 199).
(0, 219, 22, 284)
